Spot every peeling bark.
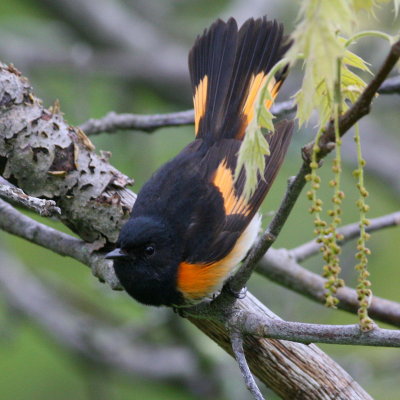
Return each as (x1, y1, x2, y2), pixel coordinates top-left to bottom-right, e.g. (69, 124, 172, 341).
(0, 63, 135, 241)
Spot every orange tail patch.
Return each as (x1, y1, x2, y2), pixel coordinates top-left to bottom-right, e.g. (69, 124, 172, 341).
(237, 75, 282, 140)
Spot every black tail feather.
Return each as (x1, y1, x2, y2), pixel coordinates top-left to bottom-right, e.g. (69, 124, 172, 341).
(189, 17, 290, 142)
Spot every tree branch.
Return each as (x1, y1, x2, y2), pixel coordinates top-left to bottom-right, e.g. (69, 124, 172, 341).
(79, 101, 296, 135)
(0, 178, 60, 216)
(80, 110, 195, 135)
(257, 248, 400, 328)
(0, 198, 373, 398)
(230, 330, 264, 400)
(0, 198, 121, 289)
(292, 211, 400, 262)
(3, 195, 399, 330)
(188, 294, 372, 400)
(0, 62, 135, 243)
(78, 72, 400, 136)
(235, 311, 400, 347)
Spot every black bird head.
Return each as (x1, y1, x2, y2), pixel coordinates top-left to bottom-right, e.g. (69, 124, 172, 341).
(106, 216, 184, 306)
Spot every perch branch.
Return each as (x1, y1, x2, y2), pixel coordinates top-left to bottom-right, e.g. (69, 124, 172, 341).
(3, 195, 400, 329)
(0, 198, 373, 398)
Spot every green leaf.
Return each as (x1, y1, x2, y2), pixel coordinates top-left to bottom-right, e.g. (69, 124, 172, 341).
(234, 73, 277, 199)
(258, 105, 275, 133)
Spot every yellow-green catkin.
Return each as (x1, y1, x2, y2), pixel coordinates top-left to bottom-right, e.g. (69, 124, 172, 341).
(321, 103, 345, 307)
(306, 128, 327, 266)
(353, 123, 374, 331)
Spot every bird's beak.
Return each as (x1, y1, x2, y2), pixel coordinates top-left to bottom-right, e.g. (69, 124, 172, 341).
(105, 248, 129, 260)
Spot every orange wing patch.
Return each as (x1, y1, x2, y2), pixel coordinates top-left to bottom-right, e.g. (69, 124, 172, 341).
(237, 73, 281, 140)
(193, 75, 208, 135)
(212, 159, 251, 216)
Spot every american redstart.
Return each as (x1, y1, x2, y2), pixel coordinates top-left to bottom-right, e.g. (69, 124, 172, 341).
(106, 17, 293, 307)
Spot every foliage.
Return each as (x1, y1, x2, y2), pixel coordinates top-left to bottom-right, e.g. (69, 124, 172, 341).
(237, 0, 398, 330)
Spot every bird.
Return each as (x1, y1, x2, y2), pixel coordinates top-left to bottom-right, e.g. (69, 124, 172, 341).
(105, 17, 294, 307)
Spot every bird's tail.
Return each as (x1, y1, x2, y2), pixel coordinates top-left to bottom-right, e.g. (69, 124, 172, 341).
(188, 17, 290, 143)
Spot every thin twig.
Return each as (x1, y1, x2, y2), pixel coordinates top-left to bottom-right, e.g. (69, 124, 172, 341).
(292, 211, 400, 262)
(228, 38, 400, 294)
(230, 330, 265, 400)
(80, 110, 195, 135)
(79, 101, 296, 135)
(78, 73, 400, 136)
(0, 179, 61, 217)
(257, 248, 400, 328)
(237, 311, 400, 347)
(377, 74, 400, 94)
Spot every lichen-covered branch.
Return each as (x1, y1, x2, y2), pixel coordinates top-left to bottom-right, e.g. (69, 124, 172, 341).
(0, 63, 135, 242)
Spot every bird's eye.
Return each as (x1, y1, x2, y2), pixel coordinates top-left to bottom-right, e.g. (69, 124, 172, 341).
(144, 245, 155, 257)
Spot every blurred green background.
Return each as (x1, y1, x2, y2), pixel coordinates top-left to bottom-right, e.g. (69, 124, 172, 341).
(0, 1, 399, 399)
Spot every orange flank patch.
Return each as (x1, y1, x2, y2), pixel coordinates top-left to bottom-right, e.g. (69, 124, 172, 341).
(212, 159, 251, 216)
(177, 215, 261, 302)
(193, 75, 208, 135)
(237, 73, 281, 139)
(177, 260, 231, 302)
